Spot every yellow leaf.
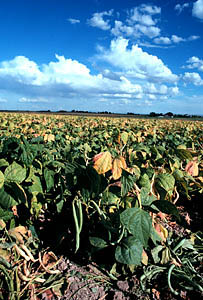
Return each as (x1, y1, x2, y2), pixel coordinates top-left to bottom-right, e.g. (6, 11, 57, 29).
(142, 250, 148, 265)
(128, 148, 133, 160)
(0, 170, 4, 189)
(0, 219, 6, 230)
(198, 176, 203, 183)
(161, 247, 171, 264)
(93, 151, 112, 174)
(44, 134, 55, 142)
(112, 156, 127, 180)
(109, 206, 117, 213)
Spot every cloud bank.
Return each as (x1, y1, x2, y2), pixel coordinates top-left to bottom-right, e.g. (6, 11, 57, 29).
(0, 38, 181, 110)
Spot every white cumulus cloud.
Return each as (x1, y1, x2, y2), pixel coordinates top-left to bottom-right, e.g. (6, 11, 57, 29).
(129, 9, 155, 26)
(0, 54, 146, 103)
(128, 5, 161, 26)
(111, 21, 160, 39)
(111, 21, 138, 38)
(192, 0, 203, 19)
(154, 34, 200, 45)
(134, 24, 160, 38)
(170, 86, 179, 95)
(171, 35, 185, 43)
(123, 5, 161, 39)
(0, 49, 180, 110)
(184, 56, 203, 71)
(154, 37, 171, 45)
(0, 56, 41, 84)
(96, 38, 178, 83)
(183, 72, 203, 85)
(87, 10, 113, 30)
(42, 54, 91, 84)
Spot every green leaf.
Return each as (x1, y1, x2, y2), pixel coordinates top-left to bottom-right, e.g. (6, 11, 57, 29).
(173, 169, 189, 198)
(30, 195, 42, 217)
(89, 237, 108, 249)
(138, 174, 151, 191)
(121, 169, 136, 197)
(28, 175, 43, 195)
(151, 245, 164, 263)
(120, 208, 152, 247)
(155, 173, 175, 199)
(0, 187, 17, 209)
(84, 143, 91, 152)
(0, 159, 9, 168)
(44, 168, 55, 192)
(4, 162, 26, 184)
(173, 169, 184, 180)
(25, 166, 35, 183)
(20, 148, 34, 167)
(56, 199, 64, 214)
(176, 149, 193, 160)
(152, 200, 180, 221)
(115, 237, 143, 265)
(140, 187, 156, 206)
(0, 171, 4, 189)
(151, 146, 162, 160)
(132, 165, 141, 180)
(102, 191, 120, 206)
(6, 182, 27, 206)
(121, 132, 128, 144)
(181, 239, 195, 251)
(155, 174, 175, 193)
(8, 122, 15, 131)
(0, 207, 13, 221)
(85, 166, 108, 196)
(65, 162, 78, 174)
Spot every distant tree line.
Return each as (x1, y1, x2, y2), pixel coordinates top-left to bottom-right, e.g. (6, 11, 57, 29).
(0, 109, 201, 118)
(148, 112, 200, 118)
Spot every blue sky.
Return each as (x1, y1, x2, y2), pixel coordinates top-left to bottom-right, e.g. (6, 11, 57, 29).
(0, 0, 203, 115)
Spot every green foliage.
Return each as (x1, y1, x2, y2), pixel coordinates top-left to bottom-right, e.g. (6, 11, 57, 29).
(115, 237, 143, 265)
(0, 113, 202, 299)
(120, 208, 152, 248)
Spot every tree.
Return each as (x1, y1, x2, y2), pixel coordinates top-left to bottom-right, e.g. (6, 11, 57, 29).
(149, 112, 157, 117)
(165, 112, 173, 117)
